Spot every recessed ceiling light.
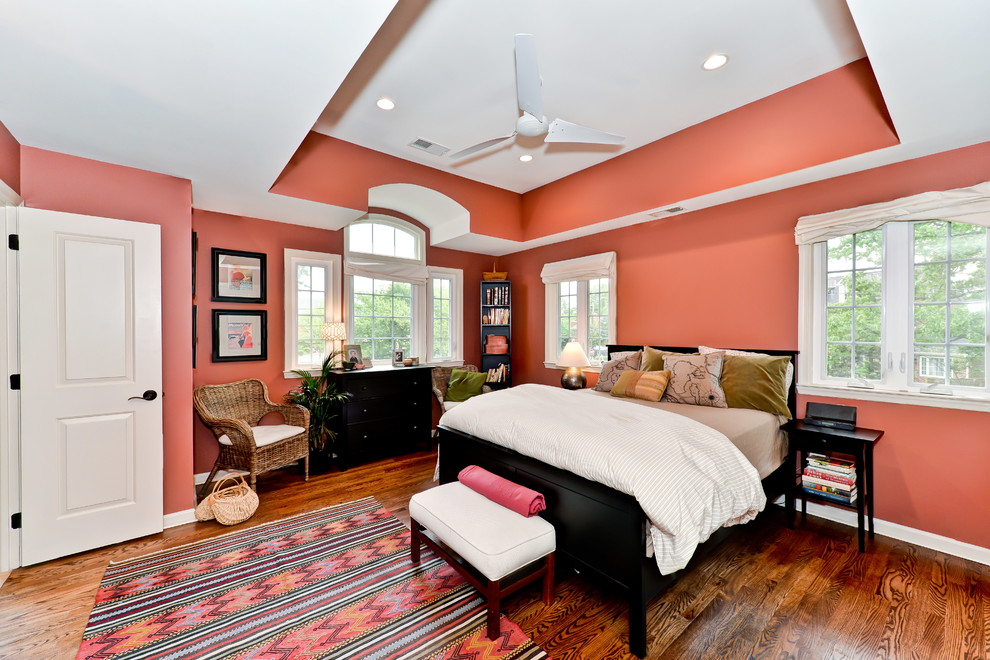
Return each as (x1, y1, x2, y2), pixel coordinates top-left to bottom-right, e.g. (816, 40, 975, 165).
(702, 54, 728, 71)
(376, 97, 396, 111)
(519, 154, 533, 163)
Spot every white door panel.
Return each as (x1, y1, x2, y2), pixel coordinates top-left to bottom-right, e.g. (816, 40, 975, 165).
(19, 207, 163, 565)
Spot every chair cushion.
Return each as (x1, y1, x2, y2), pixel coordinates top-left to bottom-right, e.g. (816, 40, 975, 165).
(410, 482, 555, 581)
(218, 424, 307, 447)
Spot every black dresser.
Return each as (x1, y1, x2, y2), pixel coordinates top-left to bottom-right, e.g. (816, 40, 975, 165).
(326, 365, 433, 467)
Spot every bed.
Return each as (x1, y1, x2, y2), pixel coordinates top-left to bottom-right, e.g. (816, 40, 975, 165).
(436, 344, 797, 657)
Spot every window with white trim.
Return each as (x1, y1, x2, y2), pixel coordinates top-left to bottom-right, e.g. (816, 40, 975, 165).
(343, 216, 462, 365)
(804, 220, 989, 396)
(543, 252, 617, 367)
(284, 249, 341, 375)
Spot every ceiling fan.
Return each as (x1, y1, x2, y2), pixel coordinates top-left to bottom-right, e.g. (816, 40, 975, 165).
(449, 33, 625, 160)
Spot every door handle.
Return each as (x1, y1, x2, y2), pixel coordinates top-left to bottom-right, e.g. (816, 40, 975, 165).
(128, 390, 158, 402)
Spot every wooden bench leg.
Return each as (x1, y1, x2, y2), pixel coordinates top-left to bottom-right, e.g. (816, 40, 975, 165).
(410, 518, 421, 564)
(543, 552, 555, 604)
(486, 579, 501, 640)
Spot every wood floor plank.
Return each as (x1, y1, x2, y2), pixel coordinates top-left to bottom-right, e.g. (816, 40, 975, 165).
(1, 449, 988, 659)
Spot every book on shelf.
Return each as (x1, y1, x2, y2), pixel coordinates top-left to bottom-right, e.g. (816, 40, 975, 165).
(485, 285, 509, 306)
(803, 467, 855, 487)
(486, 363, 509, 383)
(807, 452, 856, 472)
(801, 478, 857, 497)
(802, 486, 857, 505)
(484, 308, 510, 325)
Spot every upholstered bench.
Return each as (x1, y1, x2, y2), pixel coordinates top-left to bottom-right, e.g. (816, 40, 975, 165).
(409, 482, 556, 640)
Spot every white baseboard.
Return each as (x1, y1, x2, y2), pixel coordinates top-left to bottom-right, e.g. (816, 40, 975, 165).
(163, 509, 197, 529)
(194, 469, 247, 486)
(773, 497, 990, 567)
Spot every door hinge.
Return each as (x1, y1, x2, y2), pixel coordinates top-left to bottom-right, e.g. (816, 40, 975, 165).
(11, 513, 21, 529)
(7, 234, 18, 250)
(9, 374, 20, 390)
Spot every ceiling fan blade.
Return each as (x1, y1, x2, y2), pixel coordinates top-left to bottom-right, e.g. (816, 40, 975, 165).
(449, 134, 516, 160)
(545, 118, 624, 145)
(514, 33, 543, 119)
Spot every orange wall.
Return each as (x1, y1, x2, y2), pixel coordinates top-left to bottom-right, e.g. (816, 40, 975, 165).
(19, 147, 195, 515)
(0, 120, 19, 194)
(192, 209, 490, 473)
(501, 140, 990, 550)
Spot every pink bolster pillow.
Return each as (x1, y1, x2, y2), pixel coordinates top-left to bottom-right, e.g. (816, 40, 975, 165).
(457, 465, 546, 517)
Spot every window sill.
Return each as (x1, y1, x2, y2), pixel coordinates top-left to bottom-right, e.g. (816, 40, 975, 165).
(798, 382, 990, 413)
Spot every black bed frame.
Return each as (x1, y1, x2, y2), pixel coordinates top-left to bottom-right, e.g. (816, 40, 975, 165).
(436, 344, 798, 657)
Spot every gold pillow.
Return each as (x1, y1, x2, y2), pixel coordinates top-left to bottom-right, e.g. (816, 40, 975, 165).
(720, 355, 792, 418)
(641, 346, 697, 371)
(611, 369, 671, 402)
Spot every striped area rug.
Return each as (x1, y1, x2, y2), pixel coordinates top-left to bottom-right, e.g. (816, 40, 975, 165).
(77, 498, 550, 659)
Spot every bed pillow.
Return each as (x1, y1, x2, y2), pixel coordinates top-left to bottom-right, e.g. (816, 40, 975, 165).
(720, 354, 792, 418)
(661, 352, 727, 407)
(595, 350, 643, 392)
(640, 345, 697, 372)
(608, 350, 641, 364)
(445, 369, 488, 402)
(610, 369, 671, 402)
(699, 345, 794, 391)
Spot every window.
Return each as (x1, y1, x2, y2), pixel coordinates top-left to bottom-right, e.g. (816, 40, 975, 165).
(543, 252, 617, 367)
(802, 220, 990, 402)
(284, 249, 341, 375)
(343, 216, 462, 365)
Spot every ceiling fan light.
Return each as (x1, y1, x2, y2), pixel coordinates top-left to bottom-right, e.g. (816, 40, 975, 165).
(702, 54, 728, 71)
(519, 154, 533, 162)
(376, 97, 396, 110)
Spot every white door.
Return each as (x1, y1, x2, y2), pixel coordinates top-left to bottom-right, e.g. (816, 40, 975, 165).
(18, 207, 163, 565)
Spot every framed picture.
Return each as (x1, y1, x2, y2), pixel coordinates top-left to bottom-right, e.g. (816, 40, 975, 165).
(392, 348, 404, 367)
(212, 309, 267, 362)
(342, 344, 363, 367)
(192, 304, 198, 368)
(211, 248, 267, 303)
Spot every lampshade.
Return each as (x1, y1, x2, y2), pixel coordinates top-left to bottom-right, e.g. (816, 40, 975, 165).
(556, 341, 591, 368)
(321, 322, 346, 342)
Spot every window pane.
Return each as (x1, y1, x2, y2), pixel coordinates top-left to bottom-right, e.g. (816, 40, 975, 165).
(915, 263, 947, 302)
(353, 317, 372, 337)
(826, 344, 852, 379)
(950, 346, 985, 387)
(951, 224, 987, 260)
(395, 227, 416, 259)
(350, 223, 373, 254)
(311, 292, 325, 316)
(855, 306, 881, 343)
(372, 223, 395, 257)
(950, 303, 985, 344)
(854, 270, 881, 305)
(949, 260, 985, 301)
(827, 307, 853, 342)
(854, 344, 882, 380)
(297, 265, 311, 291)
(914, 221, 947, 263)
(914, 304, 945, 343)
(855, 230, 882, 268)
(826, 235, 854, 271)
(310, 265, 326, 292)
(353, 275, 373, 294)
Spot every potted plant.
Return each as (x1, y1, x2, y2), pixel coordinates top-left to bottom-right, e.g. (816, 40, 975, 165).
(284, 351, 351, 469)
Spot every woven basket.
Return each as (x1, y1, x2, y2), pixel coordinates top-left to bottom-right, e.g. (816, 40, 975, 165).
(202, 475, 259, 525)
(482, 259, 507, 281)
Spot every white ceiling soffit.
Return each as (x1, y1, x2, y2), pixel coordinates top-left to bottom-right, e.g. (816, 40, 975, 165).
(0, 0, 397, 229)
(315, 0, 868, 194)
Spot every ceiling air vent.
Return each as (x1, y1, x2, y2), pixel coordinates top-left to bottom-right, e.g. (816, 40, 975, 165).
(647, 206, 686, 218)
(408, 138, 449, 157)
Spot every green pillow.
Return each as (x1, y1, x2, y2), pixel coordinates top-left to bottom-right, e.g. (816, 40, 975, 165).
(446, 369, 488, 402)
(720, 355, 792, 418)
(641, 346, 697, 371)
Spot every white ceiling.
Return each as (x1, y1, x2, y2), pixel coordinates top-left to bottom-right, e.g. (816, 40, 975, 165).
(1, 0, 989, 253)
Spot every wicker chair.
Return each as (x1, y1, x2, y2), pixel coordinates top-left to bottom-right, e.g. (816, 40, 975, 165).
(432, 365, 492, 412)
(193, 378, 310, 499)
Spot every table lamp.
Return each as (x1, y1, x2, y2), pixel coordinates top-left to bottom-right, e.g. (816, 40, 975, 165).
(321, 322, 346, 360)
(557, 341, 590, 389)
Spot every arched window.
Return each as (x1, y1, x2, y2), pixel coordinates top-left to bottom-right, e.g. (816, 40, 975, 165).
(343, 215, 461, 366)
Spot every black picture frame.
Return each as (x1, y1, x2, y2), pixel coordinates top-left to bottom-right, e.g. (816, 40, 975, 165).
(211, 247, 267, 303)
(211, 309, 268, 362)
(192, 304, 198, 368)
(192, 231, 198, 298)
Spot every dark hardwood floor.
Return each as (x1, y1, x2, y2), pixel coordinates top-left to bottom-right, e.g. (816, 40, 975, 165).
(1, 449, 987, 659)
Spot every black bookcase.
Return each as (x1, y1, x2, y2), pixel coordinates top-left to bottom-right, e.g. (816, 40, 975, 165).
(480, 280, 511, 387)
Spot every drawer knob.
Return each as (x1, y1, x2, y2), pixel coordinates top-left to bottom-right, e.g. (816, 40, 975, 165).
(362, 408, 368, 413)
(363, 434, 368, 439)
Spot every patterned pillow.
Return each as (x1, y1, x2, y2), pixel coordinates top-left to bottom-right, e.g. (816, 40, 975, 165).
(610, 369, 671, 402)
(661, 352, 727, 407)
(595, 350, 643, 392)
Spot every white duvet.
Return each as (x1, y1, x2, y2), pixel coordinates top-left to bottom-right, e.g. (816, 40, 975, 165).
(439, 383, 766, 574)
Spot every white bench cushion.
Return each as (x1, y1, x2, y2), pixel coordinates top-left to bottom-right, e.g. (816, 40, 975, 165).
(410, 482, 555, 581)
(442, 400, 463, 411)
(218, 424, 306, 447)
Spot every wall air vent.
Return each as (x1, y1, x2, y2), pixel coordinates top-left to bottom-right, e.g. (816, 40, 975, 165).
(408, 138, 449, 157)
(647, 206, 686, 218)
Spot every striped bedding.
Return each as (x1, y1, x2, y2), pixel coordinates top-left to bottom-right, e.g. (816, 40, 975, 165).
(438, 383, 766, 574)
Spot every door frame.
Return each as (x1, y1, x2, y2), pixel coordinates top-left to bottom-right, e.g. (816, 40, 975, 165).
(0, 182, 24, 572)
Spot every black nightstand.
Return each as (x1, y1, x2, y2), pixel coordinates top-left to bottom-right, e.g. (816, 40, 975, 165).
(785, 420, 884, 552)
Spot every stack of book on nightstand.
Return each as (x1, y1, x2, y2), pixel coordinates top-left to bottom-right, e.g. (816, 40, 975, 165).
(802, 452, 857, 504)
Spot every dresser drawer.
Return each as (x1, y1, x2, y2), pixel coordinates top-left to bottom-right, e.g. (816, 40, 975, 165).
(345, 417, 429, 453)
(344, 395, 427, 421)
(345, 370, 429, 400)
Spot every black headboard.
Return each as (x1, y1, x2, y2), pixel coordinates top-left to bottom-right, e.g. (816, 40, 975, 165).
(606, 344, 799, 420)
